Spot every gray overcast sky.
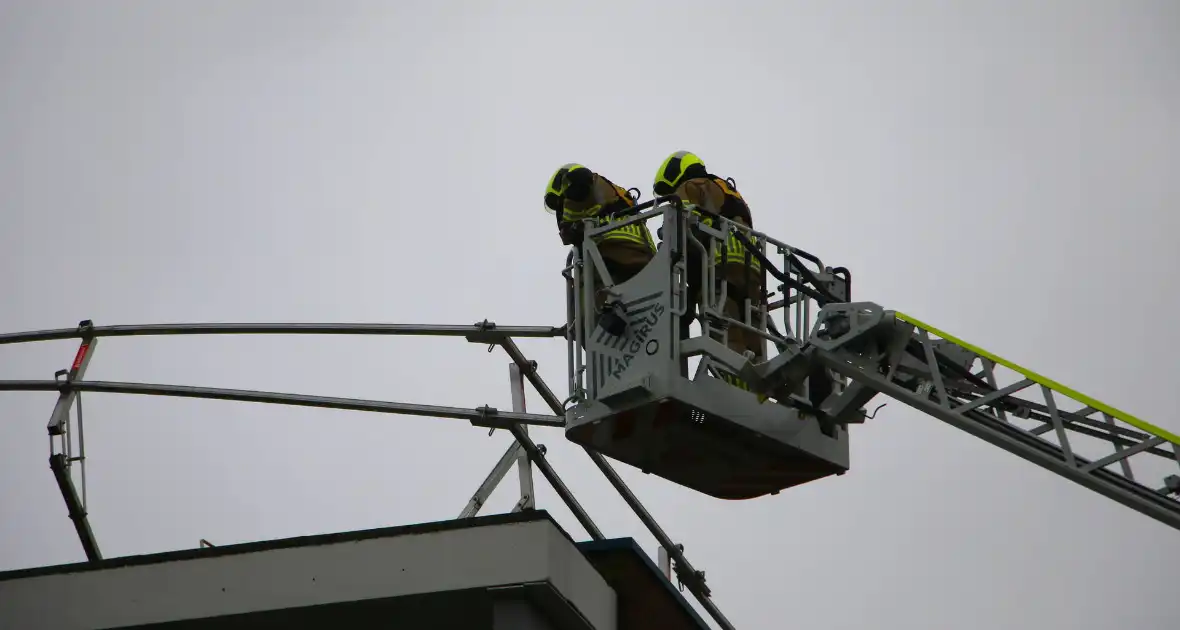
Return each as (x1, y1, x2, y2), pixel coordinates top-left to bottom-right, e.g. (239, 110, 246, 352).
(2, 1, 1179, 628)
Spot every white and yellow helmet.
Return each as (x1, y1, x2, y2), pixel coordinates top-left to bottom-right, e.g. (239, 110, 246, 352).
(543, 163, 589, 214)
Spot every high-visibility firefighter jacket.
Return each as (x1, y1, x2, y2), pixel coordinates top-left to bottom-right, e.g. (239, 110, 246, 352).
(672, 175, 762, 272)
(559, 173, 656, 257)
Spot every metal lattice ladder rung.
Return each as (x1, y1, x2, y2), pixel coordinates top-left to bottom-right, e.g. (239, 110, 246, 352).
(815, 305, 1180, 532)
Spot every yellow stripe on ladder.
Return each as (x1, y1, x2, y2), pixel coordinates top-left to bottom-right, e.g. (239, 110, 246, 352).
(894, 311, 1180, 446)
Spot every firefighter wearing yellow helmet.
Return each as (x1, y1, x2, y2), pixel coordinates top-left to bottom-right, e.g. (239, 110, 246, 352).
(654, 151, 765, 388)
(545, 163, 656, 334)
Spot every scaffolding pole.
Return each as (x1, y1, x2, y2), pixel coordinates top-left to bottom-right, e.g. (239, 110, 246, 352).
(2, 379, 565, 430)
(0, 321, 565, 346)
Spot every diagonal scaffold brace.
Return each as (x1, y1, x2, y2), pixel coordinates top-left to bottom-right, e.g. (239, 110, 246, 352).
(484, 336, 737, 630)
(457, 361, 538, 518)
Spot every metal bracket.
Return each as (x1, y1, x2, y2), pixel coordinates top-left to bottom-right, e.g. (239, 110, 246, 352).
(47, 320, 102, 562)
(459, 363, 540, 519)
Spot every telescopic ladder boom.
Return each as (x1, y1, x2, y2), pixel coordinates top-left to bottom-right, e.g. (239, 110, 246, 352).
(798, 302, 1180, 530)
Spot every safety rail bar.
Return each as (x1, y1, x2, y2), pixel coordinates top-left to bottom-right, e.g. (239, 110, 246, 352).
(0, 322, 566, 346)
(589, 199, 844, 337)
(0, 318, 738, 630)
(0, 379, 567, 428)
(610, 195, 832, 272)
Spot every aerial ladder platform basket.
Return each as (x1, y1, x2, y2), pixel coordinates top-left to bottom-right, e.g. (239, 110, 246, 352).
(563, 197, 856, 500)
(562, 198, 1180, 527)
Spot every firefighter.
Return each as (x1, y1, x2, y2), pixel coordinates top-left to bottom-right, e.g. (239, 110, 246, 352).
(653, 151, 766, 388)
(545, 163, 657, 341)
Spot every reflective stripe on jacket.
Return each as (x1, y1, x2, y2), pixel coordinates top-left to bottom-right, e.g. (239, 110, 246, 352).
(562, 175, 655, 252)
(674, 176, 761, 270)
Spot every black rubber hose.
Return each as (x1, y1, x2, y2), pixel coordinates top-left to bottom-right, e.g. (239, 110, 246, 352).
(832, 266, 852, 301)
(608, 194, 683, 219)
(728, 230, 840, 305)
(602, 197, 838, 305)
